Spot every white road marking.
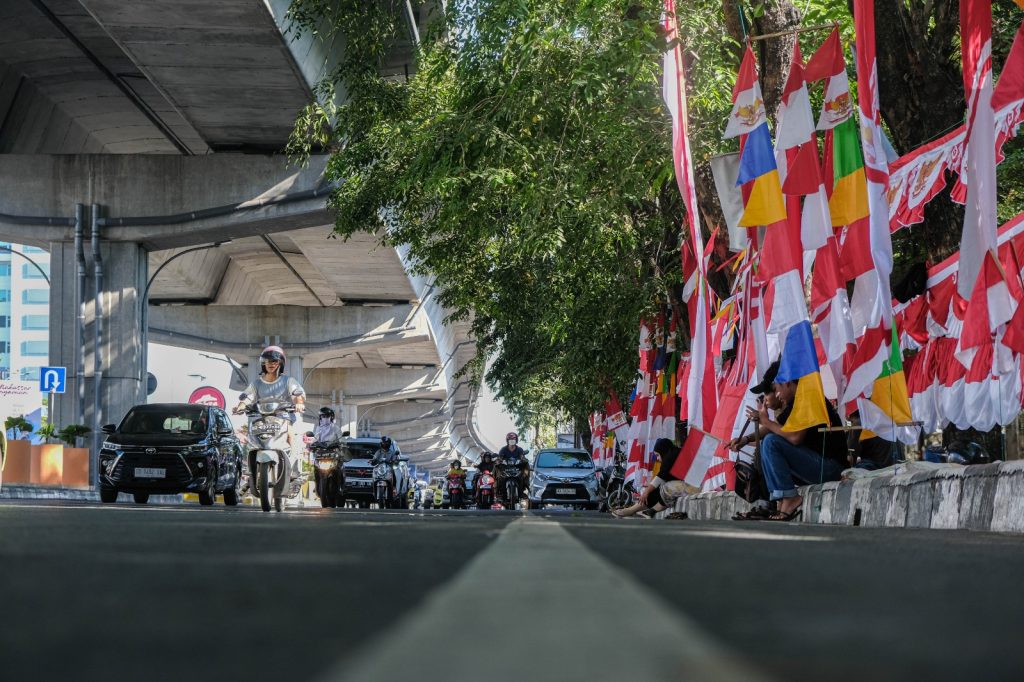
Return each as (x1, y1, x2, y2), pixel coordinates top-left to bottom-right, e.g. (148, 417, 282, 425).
(317, 516, 769, 682)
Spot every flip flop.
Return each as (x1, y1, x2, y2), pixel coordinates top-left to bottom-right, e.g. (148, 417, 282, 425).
(732, 506, 772, 521)
(766, 505, 802, 522)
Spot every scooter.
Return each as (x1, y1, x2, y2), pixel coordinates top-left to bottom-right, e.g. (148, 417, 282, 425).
(599, 461, 630, 512)
(308, 436, 344, 509)
(238, 399, 295, 513)
(497, 455, 524, 510)
(372, 457, 396, 509)
(476, 471, 496, 509)
(447, 472, 467, 510)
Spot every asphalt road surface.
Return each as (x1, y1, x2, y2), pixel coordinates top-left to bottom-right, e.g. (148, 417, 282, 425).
(2, 500, 1022, 682)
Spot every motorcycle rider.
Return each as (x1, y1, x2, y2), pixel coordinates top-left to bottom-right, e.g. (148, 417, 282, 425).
(313, 406, 341, 444)
(373, 435, 398, 464)
(473, 452, 495, 505)
(496, 432, 529, 503)
(233, 345, 306, 492)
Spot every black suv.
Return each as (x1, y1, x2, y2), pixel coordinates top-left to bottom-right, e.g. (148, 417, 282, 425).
(98, 403, 244, 506)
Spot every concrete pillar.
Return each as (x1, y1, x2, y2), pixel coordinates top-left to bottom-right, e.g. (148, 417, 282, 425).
(49, 239, 146, 473)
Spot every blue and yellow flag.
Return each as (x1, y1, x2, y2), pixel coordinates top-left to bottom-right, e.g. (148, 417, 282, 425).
(775, 321, 830, 432)
(735, 123, 787, 227)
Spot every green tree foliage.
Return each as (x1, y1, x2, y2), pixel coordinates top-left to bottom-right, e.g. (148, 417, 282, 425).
(287, 0, 685, 424)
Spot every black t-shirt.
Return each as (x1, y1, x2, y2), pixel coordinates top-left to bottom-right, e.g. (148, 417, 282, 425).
(776, 401, 847, 467)
(656, 445, 682, 484)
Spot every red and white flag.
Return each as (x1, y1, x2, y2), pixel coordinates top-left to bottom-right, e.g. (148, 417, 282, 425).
(843, 0, 899, 403)
(957, 0, 1017, 366)
(663, 2, 718, 486)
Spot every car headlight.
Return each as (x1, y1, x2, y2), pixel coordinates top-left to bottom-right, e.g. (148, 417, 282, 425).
(534, 472, 550, 482)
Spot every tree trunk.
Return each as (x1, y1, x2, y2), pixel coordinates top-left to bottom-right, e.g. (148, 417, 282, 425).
(873, 1, 964, 262)
(722, 0, 801, 122)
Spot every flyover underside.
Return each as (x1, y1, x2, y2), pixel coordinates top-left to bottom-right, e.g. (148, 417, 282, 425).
(1, 152, 482, 476)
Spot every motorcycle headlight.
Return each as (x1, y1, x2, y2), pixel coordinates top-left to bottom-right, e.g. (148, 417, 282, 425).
(373, 463, 389, 478)
(316, 459, 336, 471)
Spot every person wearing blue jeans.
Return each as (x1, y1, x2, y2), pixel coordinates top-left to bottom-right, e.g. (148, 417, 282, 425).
(751, 377, 848, 521)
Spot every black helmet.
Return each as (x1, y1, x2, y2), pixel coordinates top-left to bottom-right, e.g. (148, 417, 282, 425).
(319, 407, 335, 421)
(380, 436, 392, 449)
(260, 345, 286, 374)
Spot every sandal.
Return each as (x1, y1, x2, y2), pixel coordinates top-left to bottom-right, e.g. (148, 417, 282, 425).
(732, 506, 772, 521)
(766, 505, 802, 522)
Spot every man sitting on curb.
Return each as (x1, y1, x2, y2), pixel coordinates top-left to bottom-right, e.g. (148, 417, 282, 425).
(752, 376, 847, 521)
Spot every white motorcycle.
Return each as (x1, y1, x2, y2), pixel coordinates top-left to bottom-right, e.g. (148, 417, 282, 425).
(238, 399, 296, 512)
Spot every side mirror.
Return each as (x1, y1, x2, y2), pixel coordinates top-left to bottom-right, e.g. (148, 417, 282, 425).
(238, 393, 247, 401)
(101, 424, 117, 434)
(217, 427, 234, 436)
(305, 431, 315, 438)
(341, 430, 351, 438)
(398, 456, 409, 462)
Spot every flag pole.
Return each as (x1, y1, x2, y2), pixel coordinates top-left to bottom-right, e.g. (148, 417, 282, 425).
(748, 22, 836, 43)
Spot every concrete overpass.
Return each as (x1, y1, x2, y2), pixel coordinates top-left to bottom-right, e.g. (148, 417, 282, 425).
(0, 0, 486, 478)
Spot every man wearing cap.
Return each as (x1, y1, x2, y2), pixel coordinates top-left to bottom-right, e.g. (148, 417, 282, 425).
(739, 361, 847, 521)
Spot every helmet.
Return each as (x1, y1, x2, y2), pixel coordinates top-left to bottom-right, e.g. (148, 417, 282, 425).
(260, 345, 286, 373)
(506, 432, 519, 442)
(319, 407, 335, 421)
(380, 436, 393, 449)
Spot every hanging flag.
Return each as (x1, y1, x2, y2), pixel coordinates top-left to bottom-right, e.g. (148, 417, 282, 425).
(735, 121, 788, 228)
(857, 327, 919, 444)
(957, 0, 1016, 362)
(664, 2, 719, 487)
(775, 321, 831, 432)
(807, 29, 870, 230)
(605, 392, 628, 433)
(723, 44, 767, 140)
(775, 41, 832, 253)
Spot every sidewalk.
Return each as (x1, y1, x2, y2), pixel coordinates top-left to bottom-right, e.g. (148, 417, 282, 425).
(0, 484, 184, 504)
(673, 460, 1024, 533)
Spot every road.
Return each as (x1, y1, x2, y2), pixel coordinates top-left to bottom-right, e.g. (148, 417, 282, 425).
(1, 501, 1022, 681)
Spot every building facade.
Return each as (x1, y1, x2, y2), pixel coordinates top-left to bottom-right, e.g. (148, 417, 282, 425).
(0, 242, 50, 382)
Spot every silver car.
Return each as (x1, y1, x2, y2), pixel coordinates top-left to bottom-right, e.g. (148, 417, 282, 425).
(528, 448, 600, 510)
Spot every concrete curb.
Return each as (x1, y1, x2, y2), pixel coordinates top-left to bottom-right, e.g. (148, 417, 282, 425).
(669, 460, 1024, 533)
(0, 485, 184, 505)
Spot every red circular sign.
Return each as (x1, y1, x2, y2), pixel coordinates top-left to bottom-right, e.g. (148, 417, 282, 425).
(188, 386, 226, 409)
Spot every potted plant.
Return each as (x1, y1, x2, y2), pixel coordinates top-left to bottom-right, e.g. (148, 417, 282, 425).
(2, 416, 32, 484)
(58, 425, 92, 488)
(31, 421, 62, 486)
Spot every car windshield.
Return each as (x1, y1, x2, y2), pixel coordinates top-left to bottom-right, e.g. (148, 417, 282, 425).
(343, 443, 379, 459)
(119, 406, 208, 435)
(535, 451, 594, 469)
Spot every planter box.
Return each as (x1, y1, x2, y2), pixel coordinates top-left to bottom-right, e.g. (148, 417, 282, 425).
(4, 440, 32, 484)
(31, 444, 63, 486)
(62, 448, 90, 488)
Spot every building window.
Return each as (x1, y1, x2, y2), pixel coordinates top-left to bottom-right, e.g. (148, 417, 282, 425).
(21, 315, 48, 331)
(20, 341, 48, 356)
(0, 263, 10, 276)
(0, 316, 8, 327)
(21, 289, 48, 305)
(19, 367, 40, 381)
(0, 341, 8, 353)
(22, 263, 49, 279)
(0, 291, 8, 303)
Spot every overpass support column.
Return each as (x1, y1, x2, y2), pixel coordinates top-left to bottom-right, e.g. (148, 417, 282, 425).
(49, 236, 146, 473)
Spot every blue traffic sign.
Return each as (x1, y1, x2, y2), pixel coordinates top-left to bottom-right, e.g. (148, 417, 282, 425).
(40, 366, 67, 394)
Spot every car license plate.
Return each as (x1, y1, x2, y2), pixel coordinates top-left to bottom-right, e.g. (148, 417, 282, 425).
(556, 487, 575, 495)
(135, 467, 166, 479)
